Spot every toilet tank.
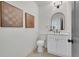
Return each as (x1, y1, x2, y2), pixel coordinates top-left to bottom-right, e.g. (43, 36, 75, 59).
(40, 34, 46, 40)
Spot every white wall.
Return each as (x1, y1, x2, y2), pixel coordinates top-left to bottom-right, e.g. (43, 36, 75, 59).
(39, 2, 72, 38)
(0, 1, 39, 57)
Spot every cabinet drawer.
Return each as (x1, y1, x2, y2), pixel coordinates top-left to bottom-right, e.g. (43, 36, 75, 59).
(47, 35, 54, 39)
(47, 34, 69, 40)
(55, 35, 69, 40)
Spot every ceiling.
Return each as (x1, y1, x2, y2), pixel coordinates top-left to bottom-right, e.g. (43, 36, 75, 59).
(35, 1, 52, 7)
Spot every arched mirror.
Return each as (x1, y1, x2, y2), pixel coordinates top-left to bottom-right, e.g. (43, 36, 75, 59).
(50, 12, 65, 31)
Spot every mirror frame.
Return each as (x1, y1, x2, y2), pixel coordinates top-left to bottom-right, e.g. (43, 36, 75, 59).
(50, 12, 65, 30)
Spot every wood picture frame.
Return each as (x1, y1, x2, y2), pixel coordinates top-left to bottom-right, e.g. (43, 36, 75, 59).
(25, 13, 34, 28)
(0, 2, 23, 27)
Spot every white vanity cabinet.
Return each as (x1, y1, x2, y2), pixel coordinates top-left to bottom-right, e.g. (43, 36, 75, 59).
(56, 35, 69, 56)
(47, 35, 56, 54)
(47, 34, 71, 57)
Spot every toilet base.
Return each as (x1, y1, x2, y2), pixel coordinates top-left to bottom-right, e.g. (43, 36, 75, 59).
(37, 46, 44, 53)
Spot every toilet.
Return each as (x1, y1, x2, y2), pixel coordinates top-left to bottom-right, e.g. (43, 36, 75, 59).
(36, 35, 46, 53)
(37, 40, 44, 53)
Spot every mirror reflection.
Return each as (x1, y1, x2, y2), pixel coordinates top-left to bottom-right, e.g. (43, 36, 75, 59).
(50, 12, 65, 31)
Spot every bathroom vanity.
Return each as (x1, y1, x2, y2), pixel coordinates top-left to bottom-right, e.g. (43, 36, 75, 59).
(46, 10, 72, 57)
(47, 33, 71, 57)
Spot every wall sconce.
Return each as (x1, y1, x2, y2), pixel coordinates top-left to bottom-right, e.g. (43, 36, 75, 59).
(53, 1, 62, 8)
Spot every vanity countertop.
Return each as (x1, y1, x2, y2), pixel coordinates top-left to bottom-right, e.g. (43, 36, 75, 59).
(48, 32, 69, 35)
(40, 31, 69, 36)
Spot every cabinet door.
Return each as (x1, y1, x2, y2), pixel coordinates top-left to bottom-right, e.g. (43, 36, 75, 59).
(56, 36, 69, 56)
(47, 35, 56, 54)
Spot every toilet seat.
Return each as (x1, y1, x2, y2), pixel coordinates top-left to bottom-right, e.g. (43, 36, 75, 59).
(37, 40, 44, 46)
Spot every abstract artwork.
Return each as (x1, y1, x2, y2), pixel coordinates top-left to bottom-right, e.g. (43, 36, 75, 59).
(0, 2, 23, 27)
